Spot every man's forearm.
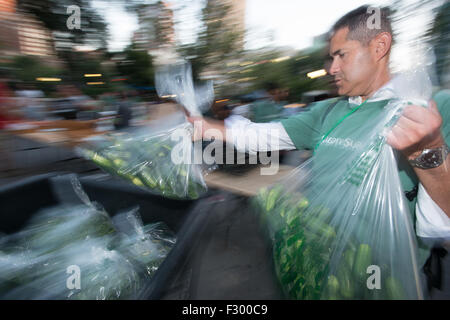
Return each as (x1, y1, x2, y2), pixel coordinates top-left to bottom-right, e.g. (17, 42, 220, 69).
(204, 119, 228, 141)
(190, 116, 297, 153)
(414, 156, 450, 218)
(190, 117, 228, 142)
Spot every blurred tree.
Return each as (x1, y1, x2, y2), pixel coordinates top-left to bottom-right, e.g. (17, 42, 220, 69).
(17, 0, 110, 95)
(7, 56, 62, 95)
(178, 0, 243, 81)
(225, 48, 332, 102)
(115, 44, 155, 88)
(61, 50, 113, 97)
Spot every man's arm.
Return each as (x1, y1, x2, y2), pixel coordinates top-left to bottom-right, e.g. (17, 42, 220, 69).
(188, 97, 338, 153)
(387, 100, 450, 218)
(188, 115, 296, 154)
(188, 116, 228, 142)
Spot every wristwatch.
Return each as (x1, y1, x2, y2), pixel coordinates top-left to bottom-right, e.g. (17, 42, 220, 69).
(408, 144, 449, 169)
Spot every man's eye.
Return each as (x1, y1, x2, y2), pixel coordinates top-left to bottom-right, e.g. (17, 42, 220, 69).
(339, 53, 346, 58)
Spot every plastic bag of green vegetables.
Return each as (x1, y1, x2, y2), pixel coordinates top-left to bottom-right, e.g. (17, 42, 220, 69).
(77, 118, 207, 199)
(77, 63, 212, 200)
(0, 178, 176, 300)
(0, 204, 138, 300)
(111, 207, 176, 280)
(253, 70, 432, 300)
(0, 207, 176, 300)
(0, 238, 141, 300)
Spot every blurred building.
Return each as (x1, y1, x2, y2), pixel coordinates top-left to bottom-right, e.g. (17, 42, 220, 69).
(0, 0, 20, 61)
(133, 1, 178, 65)
(225, 0, 246, 50)
(198, 0, 247, 88)
(0, 0, 16, 13)
(204, 0, 246, 51)
(0, 0, 58, 65)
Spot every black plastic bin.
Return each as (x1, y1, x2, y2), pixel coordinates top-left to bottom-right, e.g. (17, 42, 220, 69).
(0, 173, 212, 300)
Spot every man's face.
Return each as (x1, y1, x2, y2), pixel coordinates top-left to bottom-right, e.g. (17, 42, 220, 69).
(269, 88, 284, 102)
(328, 27, 377, 97)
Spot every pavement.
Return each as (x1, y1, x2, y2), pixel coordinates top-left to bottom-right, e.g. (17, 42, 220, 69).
(161, 191, 284, 300)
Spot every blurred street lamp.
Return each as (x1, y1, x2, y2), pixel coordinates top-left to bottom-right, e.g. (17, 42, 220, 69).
(239, 61, 253, 67)
(36, 78, 61, 82)
(307, 69, 327, 79)
(236, 77, 257, 82)
(272, 56, 290, 63)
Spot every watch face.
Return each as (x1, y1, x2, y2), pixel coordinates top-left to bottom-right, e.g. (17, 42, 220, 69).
(420, 149, 443, 167)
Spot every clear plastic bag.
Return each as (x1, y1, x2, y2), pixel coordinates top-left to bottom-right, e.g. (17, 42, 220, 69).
(254, 69, 432, 300)
(0, 204, 137, 300)
(78, 63, 211, 199)
(111, 207, 176, 278)
(0, 176, 176, 300)
(0, 237, 140, 300)
(77, 120, 207, 199)
(155, 63, 214, 117)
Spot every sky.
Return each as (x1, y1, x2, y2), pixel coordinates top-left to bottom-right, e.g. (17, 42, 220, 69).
(93, 0, 395, 52)
(245, 0, 391, 50)
(91, 0, 139, 52)
(93, 0, 443, 71)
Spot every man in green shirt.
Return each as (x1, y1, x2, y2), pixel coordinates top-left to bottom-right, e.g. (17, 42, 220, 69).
(250, 82, 288, 123)
(189, 5, 450, 297)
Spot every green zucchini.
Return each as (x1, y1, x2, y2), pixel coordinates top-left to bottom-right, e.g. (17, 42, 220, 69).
(325, 275, 340, 300)
(385, 276, 405, 300)
(337, 266, 355, 299)
(353, 244, 372, 283)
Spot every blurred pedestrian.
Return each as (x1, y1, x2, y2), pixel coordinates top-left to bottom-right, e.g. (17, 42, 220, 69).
(114, 92, 133, 130)
(15, 84, 46, 121)
(0, 74, 23, 129)
(250, 82, 288, 123)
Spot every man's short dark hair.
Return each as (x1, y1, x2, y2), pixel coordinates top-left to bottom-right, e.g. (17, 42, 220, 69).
(264, 81, 280, 92)
(331, 5, 393, 45)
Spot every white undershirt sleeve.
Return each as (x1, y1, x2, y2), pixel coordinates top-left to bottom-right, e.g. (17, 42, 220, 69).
(415, 183, 450, 239)
(224, 115, 296, 154)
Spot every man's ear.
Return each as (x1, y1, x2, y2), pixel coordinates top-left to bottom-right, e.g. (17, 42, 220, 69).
(371, 32, 392, 61)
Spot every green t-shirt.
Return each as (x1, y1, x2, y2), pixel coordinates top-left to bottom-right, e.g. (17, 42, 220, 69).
(280, 90, 450, 264)
(251, 100, 286, 123)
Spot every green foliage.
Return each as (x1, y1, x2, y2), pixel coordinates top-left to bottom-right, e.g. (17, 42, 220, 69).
(14, 0, 111, 96)
(7, 56, 62, 95)
(115, 46, 155, 87)
(229, 50, 332, 102)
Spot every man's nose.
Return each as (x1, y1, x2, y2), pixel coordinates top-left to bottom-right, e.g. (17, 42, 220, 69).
(329, 58, 340, 75)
